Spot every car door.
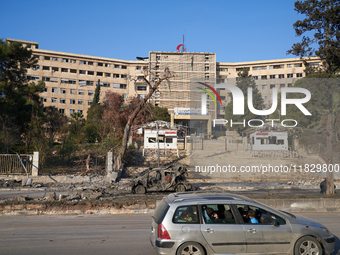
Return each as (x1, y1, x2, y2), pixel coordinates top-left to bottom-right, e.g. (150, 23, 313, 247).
(236, 204, 293, 254)
(199, 203, 247, 254)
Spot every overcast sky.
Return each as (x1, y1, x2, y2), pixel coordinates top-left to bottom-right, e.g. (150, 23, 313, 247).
(2, 0, 304, 62)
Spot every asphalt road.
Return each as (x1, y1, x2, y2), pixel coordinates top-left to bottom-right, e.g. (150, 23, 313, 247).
(0, 213, 339, 255)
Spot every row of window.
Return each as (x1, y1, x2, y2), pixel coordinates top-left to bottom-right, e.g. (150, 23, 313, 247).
(256, 83, 293, 90)
(27, 76, 128, 89)
(58, 109, 83, 115)
(33, 66, 128, 78)
(36, 55, 129, 69)
(252, 73, 303, 80)
(218, 63, 320, 72)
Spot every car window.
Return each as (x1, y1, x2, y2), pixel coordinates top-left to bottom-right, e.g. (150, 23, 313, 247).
(202, 204, 236, 224)
(173, 205, 199, 224)
(236, 204, 274, 224)
(153, 199, 170, 224)
(269, 212, 286, 225)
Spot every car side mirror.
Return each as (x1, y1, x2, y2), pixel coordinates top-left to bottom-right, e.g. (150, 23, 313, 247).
(271, 219, 278, 226)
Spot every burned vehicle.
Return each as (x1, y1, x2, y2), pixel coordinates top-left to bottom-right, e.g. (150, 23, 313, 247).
(131, 164, 192, 194)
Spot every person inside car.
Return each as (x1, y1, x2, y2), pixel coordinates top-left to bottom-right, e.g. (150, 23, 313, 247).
(248, 209, 259, 223)
(206, 207, 224, 223)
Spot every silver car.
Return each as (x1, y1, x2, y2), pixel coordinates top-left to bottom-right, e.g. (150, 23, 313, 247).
(150, 191, 335, 255)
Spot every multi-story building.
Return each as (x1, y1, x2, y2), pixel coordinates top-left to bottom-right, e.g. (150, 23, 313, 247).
(6, 38, 320, 131)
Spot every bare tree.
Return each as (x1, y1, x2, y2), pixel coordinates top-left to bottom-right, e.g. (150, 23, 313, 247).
(113, 69, 174, 171)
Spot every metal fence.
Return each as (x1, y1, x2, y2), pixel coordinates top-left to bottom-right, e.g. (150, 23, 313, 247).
(0, 154, 33, 175)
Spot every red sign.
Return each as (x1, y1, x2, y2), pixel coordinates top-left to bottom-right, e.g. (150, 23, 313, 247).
(256, 133, 268, 135)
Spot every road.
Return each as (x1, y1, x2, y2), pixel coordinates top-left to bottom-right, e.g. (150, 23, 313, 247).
(0, 213, 339, 255)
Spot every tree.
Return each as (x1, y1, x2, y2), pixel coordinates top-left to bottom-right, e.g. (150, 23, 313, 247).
(287, 0, 340, 74)
(288, 0, 340, 195)
(225, 69, 264, 133)
(91, 79, 101, 107)
(0, 39, 46, 152)
(113, 69, 174, 171)
(152, 106, 170, 122)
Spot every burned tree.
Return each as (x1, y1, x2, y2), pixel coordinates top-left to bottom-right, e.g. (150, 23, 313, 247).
(113, 68, 174, 171)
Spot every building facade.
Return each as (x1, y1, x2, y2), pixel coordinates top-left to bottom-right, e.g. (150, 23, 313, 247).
(6, 39, 320, 123)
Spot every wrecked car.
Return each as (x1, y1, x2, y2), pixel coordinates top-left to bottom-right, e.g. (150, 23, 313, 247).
(131, 164, 192, 194)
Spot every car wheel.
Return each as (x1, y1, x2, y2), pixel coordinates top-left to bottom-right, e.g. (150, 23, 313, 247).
(294, 236, 322, 255)
(134, 185, 146, 194)
(176, 242, 205, 255)
(175, 184, 186, 192)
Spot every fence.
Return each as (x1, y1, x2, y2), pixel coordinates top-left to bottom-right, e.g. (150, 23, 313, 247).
(0, 154, 33, 175)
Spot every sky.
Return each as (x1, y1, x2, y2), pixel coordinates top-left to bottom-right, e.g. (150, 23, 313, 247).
(1, 0, 304, 63)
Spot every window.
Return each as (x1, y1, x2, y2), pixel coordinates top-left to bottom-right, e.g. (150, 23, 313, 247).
(80, 60, 86, 65)
(123, 93, 127, 99)
(33, 55, 40, 59)
(33, 65, 40, 70)
(105, 73, 111, 77)
(97, 72, 103, 76)
(287, 73, 293, 78)
(52, 87, 58, 93)
(52, 67, 59, 72)
(59, 109, 65, 114)
(269, 65, 284, 69)
(60, 88, 66, 94)
(262, 95, 267, 99)
(270, 75, 275, 79)
(60, 98, 66, 104)
(121, 65, 127, 69)
(88, 61, 94, 65)
(79, 70, 86, 74)
(104, 63, 110, 67)
(43, 66, 50, 71)
(121, 75, 127, 79)
(270, 84, 275, 89)
(308, 62, 320, 66)
(41, 97, 47, 102)
(27, 75, 40, 81)
(61, 68, 68, 73)
(173, 205, 199, 224)
(70, 89, 76, 94)
(296, 73, 303, 77)
(86, 81, 94, 86)
(114, 64, 120, 68)
(114, 74, 120, 78)
(136, 66, 141, 70)
(51, 97, 57, 103)
(42, 88, 47, 92)
(280, 84, 285, 88)
(252, 66, 267, 70)
(98, 62, 103, 67)
(88, 90, 94, 96)
(52, 57, 58, 61)
(70, 69, 77, 73)
(287, 64, 291, 68)
(253, 76, 258, 80)
(236, 67, 250, 72)
(70, 59, 76, 63)
(78, 100, 83, 105)
(278, 74, 285, 79)
(70, 109, 75, 114)
(202, 204, 236, 224)
(70, 99, 76, 104)
(78, 90, 84, 95)
(88, 100, 92, 105)
(44, 56, 50, 60)
(235, 204, 285, 225)
(102, 82, 110, 87)
(78, 110, 83, 114)
(261, 75, 267, 80)
(42, 76, 58, 82)
(61, 78, 76, 84)
(137, 86, 147, 91)
(62, 58, 68, 63)
(294, 63, 303, 67)
(88, 71, 94, 75)
(262, 85, 267, 89)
